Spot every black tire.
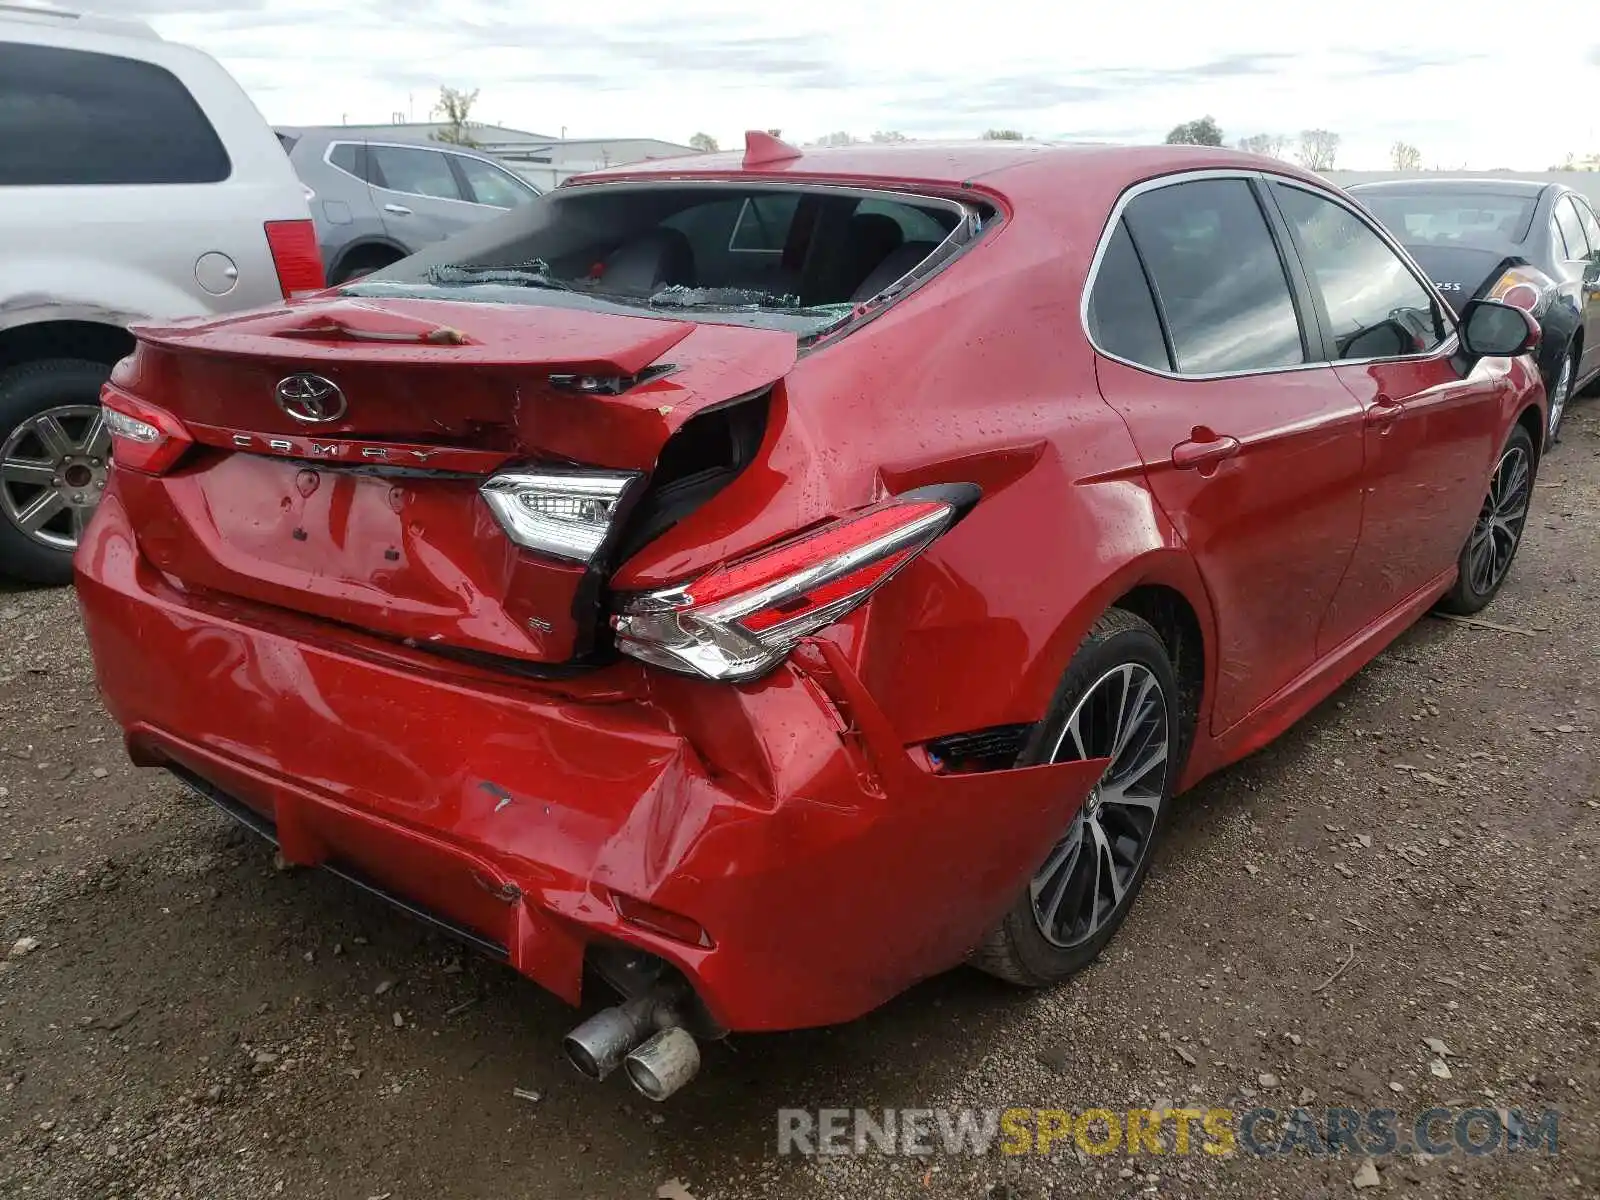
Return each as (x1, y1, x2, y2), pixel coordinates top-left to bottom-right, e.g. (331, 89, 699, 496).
(1546, 343, 1576, 444)
(1436, 422, 1535, 616)
(971, 608, 1183, 986)
(332, 251, 401, 285)
(0, 358, 113, 586)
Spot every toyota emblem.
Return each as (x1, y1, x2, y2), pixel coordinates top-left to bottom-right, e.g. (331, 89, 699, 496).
(275, 374, 347, 424)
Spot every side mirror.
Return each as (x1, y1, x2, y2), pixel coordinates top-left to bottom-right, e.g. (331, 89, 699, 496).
(1459, 298, 1540, 358)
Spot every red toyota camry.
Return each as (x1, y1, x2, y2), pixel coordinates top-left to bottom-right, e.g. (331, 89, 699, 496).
(76, 135, 1545, 1100)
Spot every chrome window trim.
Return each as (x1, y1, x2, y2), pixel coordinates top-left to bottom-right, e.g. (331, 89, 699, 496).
(1572, 192, 1600, 251)
(1549, 216, 1569, 261)
(1552, 194, 1590, 262)
(1080, 168, 1461, 382)
(321, 139, 537, 210)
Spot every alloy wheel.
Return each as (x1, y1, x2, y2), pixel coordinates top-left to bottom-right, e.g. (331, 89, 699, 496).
(1030, 662, 1171, 949)
(0, 404, 110, 552)
(1549, 354, 1572, 440)
(1465, 443, 1531, 597)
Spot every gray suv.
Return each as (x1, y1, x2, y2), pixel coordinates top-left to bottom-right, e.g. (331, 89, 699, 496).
(276, 128, 541, 283)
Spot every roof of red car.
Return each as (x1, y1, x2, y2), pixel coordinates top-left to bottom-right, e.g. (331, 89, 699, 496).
(570, 140, 1325, 195)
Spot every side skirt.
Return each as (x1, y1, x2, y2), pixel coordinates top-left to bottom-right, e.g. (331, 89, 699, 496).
(1184, 567, 1456, 783)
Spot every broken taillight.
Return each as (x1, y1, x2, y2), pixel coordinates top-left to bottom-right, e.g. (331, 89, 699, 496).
(611, 485, 979, 682)
(100, 388, 195, 475)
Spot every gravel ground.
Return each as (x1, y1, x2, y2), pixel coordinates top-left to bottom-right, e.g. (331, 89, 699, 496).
(2, 402, 1597, 1200)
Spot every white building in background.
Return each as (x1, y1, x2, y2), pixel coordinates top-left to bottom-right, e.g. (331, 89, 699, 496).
(299, 122, 697, 188)
(501, 137, 703, 189)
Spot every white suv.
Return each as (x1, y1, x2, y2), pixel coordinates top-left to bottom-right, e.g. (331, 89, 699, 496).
(0, 2, 319, 583)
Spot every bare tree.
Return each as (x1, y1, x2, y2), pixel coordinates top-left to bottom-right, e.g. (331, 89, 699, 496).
(688, 132, 719, 153)
(1165, 116, 1224, 146)
(1390, 141, 1422, 171)
(430, 86, 480, 147)
(1296, 129, 1341, 171)
(982, 129, 1024, 140)
(870, 130, 908, 143)
(766, 129, 783, 138)
(1238, 133, 1287, 158)
(813, 131, 859, 147)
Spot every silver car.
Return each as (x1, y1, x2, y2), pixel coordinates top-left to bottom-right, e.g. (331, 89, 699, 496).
(276, 128, 542, 283)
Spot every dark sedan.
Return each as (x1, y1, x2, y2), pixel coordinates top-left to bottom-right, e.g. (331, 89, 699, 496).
(1349, 179, 1600, 440)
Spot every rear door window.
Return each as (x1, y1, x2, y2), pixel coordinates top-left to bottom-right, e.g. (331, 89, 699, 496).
(1087, 221, 1171, 371)
(1551, 215, 1569, 259)
(1273, 182, 1449, 360)
(328, 142, 367, 180)
(1574, 197, 1600, 262)
(454, 155, 535, 208)
(1123, 178, 1306, 374)
(368, 145, 463, 201)
(1554, 197, 1588, 261)
(0, 42, 230, 185)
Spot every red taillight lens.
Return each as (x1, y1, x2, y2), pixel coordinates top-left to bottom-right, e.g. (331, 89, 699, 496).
(1499, 283, 1540, 312)
(611, 485, 979, 681)
(1486, 265, 1554, 316)
(263, 219, 326, 298)
(100, 387, 194, 475)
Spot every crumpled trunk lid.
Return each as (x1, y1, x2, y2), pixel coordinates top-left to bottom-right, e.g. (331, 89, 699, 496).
(115, 296, 795, 663)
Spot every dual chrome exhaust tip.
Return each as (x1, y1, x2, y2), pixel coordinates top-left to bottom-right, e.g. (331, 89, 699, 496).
(562, 993, 702, 1102)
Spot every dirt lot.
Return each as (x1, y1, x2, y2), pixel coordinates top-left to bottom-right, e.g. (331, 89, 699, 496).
(2, 406, 1597, 1200)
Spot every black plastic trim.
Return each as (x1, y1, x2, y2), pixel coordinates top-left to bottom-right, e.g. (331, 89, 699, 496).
(925, 723, 1037, 773)
(169, 766, 510, 961)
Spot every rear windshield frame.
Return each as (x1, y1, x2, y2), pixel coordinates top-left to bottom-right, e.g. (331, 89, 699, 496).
(342, 178, 993, 345)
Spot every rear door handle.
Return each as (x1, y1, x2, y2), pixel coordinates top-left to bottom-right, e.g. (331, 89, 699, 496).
(384, 203, 412, 216)
(1171, 431, 1242, 471)
(1365, 393, 1405, 428)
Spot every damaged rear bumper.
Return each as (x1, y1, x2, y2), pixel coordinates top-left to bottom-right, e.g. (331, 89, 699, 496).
(76, 492, 1107, 1032)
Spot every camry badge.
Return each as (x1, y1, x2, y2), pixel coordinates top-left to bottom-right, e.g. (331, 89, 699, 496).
(275, 374, 347, 424)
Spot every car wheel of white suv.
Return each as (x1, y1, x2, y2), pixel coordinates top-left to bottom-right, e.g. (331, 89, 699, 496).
(0, 359, 114, 585)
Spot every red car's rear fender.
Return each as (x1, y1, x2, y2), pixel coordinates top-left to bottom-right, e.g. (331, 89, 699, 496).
(1006, 537, 1218, 778)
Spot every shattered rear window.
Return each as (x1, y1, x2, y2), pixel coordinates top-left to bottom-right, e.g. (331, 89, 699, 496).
(343, 182, 982, 340)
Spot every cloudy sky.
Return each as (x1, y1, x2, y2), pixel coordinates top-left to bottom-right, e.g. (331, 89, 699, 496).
(124, 0, 1600, 169)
